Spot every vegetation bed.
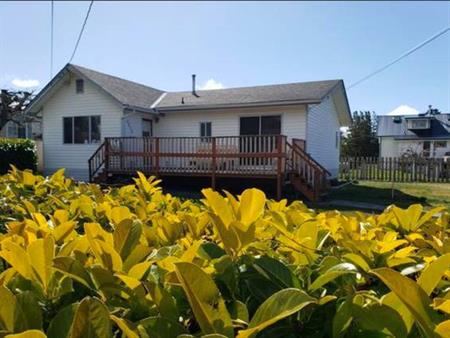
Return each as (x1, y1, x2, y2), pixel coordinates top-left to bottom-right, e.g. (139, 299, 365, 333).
(0, 168, 449, 337)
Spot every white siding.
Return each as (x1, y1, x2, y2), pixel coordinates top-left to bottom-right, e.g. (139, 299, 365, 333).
(306, 95, 341, 178)
(379, 137, 399, 157)
(42, 75, 123, 181)
(154, 105, 307, 140)
(380, 138, 450, 158)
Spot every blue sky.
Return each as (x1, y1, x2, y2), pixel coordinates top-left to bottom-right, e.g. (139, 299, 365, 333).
(1, 1, 449, 118)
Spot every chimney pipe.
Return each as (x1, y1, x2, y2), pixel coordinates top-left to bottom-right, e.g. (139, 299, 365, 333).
(192, 74, 196, 95)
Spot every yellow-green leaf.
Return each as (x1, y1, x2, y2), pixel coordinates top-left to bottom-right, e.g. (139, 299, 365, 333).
(238, 188, 266, 226)
(174, 262, 233, 338)
(372, 268, 438, 337)
(5, 330, 47, 338)
(237, 288, 316, 338)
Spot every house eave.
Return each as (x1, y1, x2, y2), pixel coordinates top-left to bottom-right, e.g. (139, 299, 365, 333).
(155, 99, 321, 112)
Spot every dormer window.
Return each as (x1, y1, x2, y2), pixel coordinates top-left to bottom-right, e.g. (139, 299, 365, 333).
(406, 118, 430, 130)
(76, 79, 84, 94)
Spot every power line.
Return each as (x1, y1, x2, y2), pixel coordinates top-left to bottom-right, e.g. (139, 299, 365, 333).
(50, 0, 54, 78)
(348, 25, 450, 90)
(69, 0, 94, 63)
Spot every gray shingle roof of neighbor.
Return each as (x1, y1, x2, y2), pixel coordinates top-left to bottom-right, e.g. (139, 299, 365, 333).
(377, 114, 450, 139)
(156, 80, 342, 110)
(69, 64, 164, 110)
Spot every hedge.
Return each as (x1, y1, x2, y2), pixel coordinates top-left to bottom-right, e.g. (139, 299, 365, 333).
(0, 137, 37, 174)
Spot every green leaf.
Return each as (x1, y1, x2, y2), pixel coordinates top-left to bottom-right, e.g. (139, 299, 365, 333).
(70, 297, 112, 338)
(138, 316, 185, 338)
(53, 257, 95, 289)
(174, 262, 233, 338)
(47, 304, 77, 338)
(253, 256, 300, 289)
(352, 303, 408, 338)
(236, 288, 316, 338)
(371, 268, 438, 337)
(332, 298, 353, 338)
(309, 263, 357, 291)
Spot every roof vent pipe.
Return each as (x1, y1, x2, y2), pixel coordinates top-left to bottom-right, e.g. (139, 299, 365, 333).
(192, 74, 196, 96)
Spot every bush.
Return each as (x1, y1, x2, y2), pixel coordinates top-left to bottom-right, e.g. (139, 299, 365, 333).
(0, 138, 37, 174)
(0, 169, 449, 337)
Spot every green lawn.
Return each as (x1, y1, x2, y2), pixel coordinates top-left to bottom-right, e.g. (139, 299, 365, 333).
(327, 181, 450, 209)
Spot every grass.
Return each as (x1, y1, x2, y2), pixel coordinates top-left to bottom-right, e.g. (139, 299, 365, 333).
(328, 181, 450, 209)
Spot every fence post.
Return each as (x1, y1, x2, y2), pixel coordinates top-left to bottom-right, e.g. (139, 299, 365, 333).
(155, 137, 160, 177)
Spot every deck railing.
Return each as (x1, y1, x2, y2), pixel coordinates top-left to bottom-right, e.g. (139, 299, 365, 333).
(88, 135, 331, 200)
(102, 135, 286, 183)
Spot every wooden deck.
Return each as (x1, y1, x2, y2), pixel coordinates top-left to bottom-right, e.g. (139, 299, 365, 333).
(88, 135, 330, 201)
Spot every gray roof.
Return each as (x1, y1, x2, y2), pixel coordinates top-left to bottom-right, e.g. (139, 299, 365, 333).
(27, 64, 349, 121)
(69, 64, 164, 111)
(377, 114, 450, 139)
(157, 80, 341, 110)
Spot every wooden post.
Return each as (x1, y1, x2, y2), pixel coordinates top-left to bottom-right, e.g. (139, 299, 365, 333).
(104, 138, 109, 176)
(276, 135, 283, 200)
(211, 137, 217, 190)
(155, 137, 160, 176)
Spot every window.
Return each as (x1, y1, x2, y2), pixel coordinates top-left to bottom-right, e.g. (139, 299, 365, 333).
(6, 121, 27, 138)
(142, 119, 152, 137)
(335, 131, 340, 149)
(76, 79, 84, 94)
(407, 118, 430, 130)
(240, 115, 281, 135)
(434, 141, 447, 148)
(63, 116, 101, 144)
(200, 122, 212, 140)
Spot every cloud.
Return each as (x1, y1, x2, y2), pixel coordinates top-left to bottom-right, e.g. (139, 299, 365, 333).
(199, 78, 225, 90)
(11, 78, 40, 88)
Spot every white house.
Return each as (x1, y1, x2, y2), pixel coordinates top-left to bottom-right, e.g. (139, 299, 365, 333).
(25, 64, 351, 200)
(378, 109, 450, 158)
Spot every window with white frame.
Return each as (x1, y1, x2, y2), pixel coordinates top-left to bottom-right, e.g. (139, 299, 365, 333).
(407, 118, 430, 130)
(76, 79, 84, 94)
(434, 141, 447, 148)
(200, 122, 212, 140)
(63, 116, 101, 144)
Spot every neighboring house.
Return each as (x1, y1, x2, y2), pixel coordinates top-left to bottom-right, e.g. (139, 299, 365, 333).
(0, 120, 42, 139)
(377, 111, 450, 158)
(25, 64, 351, 200)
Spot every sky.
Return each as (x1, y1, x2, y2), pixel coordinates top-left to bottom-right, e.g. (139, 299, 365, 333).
(1, 1, 449, 119)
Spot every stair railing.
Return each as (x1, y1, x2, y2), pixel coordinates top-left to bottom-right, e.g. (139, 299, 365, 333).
(286, 141, 330, 200)
(88, 140, 107, 182)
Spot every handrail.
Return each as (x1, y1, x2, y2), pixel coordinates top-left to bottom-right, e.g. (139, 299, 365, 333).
(291, 142, 331, 176)
(88, 141, 106, 182)
(286, 141, 329, 200)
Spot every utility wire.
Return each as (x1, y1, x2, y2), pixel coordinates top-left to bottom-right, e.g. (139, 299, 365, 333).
(69, 0, 94, 63)
(50, 0, 54, 78)
(348, 25, 450, 90)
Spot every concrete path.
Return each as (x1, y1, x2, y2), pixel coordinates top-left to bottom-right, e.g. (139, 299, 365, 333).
(318, 199, 387, 212)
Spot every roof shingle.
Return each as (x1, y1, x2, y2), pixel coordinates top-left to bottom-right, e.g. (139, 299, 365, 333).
(157, 80, 341, 110)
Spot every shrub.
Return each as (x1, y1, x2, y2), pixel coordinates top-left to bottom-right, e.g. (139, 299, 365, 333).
(0, 138, 37, 174)
(0, 168, 449, 337)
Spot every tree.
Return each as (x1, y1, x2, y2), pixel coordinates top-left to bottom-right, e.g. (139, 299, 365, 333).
(0, 89, 35, 132)
(341, 111, 379, 157)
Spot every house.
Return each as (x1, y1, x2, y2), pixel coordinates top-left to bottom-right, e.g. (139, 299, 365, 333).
(0, 120, 41, 139)
(377, 108, 450, 158)
(25, 64, 351, 200)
